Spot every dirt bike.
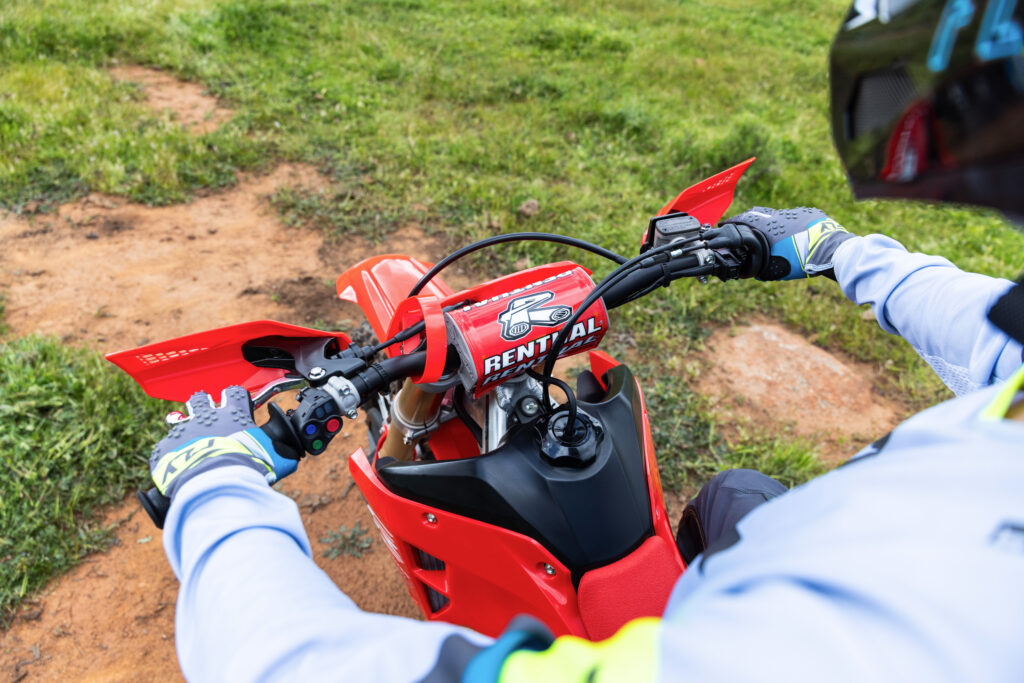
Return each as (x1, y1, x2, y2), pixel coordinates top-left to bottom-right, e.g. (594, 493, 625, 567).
(108, 158, 764, 640)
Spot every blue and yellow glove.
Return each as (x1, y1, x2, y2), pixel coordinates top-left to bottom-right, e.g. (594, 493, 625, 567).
(149, 386, 299, 499)
(720, 207, 855, 281)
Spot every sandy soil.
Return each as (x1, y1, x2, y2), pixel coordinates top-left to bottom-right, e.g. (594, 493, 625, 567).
(109, 65, 233, 135)
(697, 321, 902, 466)
(0, 162, 445, 681)
(1, 66, 904, 681)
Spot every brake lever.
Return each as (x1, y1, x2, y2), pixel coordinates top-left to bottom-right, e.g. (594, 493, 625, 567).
(703, 224, 768, 279)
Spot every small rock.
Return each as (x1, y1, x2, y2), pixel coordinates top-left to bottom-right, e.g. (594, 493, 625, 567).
(85, 232, 100, 240)
(860, 307, 875, 322)
(517, 199, 540, 218)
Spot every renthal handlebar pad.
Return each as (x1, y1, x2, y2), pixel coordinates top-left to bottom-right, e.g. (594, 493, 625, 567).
(445, 266, 609, 397)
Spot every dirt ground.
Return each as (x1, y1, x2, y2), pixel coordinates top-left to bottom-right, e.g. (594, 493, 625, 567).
(1, 67, 904, 681)
(697, 321, 902, 466)
(109, 64, 233, 135)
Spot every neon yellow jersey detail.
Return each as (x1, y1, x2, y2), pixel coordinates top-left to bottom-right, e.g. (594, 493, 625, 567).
(152, 436, 268, 494)
(499, 617, 660, 683)
(980, 364, 1024, 421)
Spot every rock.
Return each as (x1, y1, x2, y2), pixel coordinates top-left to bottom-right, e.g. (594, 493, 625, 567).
(517, 198, 540, 218)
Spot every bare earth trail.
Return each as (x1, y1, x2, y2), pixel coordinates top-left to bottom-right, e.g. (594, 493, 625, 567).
(0, 67, 905, 681)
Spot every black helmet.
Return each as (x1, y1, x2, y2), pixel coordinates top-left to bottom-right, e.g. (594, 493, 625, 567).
(830, 0, 1024, 216)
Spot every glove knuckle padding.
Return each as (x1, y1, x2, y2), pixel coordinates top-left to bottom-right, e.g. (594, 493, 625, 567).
(150, 386, 272, 495)
(724, 205, 852, 281)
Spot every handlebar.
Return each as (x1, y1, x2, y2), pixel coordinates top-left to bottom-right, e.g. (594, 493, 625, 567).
(137, 226, 762, 529)
(138, 351, 433, 528)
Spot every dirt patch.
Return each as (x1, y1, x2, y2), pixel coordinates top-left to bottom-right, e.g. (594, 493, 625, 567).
(696, 321, 904, 465)
(109, 65, 233, 135)
(0, 164, 454, 680)
(0, 414, 419, 683)
(0, 164, 349, 351)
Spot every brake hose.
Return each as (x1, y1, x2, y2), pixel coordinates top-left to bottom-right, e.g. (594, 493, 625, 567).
(408, 232, 628, 297)
(536, 237, 711, 411)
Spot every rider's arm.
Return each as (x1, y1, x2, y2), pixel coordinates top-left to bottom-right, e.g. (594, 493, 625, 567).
(163, 465, 492, 681)
(832, 234, 1022, 395)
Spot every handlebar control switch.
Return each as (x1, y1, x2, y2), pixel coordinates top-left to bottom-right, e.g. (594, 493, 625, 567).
(540, 410, 603, 468)
(642, 211, 702, 252)
(291, 386, 344, 455)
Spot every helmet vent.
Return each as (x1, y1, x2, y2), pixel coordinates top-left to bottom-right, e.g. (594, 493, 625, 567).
(848, 67, 917, 139)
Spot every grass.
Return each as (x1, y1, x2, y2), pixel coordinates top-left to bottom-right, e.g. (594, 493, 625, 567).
(320, 522, 374, 559)
(0, 336, 166, 624)
(1, 0, 1019, 386)
(1, 0, 1023, 615)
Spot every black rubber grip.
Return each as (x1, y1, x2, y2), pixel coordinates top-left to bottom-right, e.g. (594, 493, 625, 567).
(138, 487, 171, 529)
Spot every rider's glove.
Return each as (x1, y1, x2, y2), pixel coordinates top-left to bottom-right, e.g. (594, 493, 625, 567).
(720, 206, 854, 281)
(149, 386, 299, 499)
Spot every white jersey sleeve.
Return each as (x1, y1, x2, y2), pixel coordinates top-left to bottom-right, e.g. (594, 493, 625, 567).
(162, 466, 490, 682)
(833, 234, 1022, 394)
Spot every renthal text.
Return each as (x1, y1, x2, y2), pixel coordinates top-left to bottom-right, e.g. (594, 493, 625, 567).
(481, 316, 603, 384)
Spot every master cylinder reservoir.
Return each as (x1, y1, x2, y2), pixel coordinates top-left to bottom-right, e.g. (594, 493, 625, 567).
(445, 266, 609, 397)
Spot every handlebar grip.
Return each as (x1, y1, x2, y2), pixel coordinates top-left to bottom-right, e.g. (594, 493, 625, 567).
(261, 402, 304, 460)
(138, 487, 171, 529)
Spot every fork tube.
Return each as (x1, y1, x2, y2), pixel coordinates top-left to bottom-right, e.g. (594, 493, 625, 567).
(378, 379, 444, 461)
(483, 393, 507, 453)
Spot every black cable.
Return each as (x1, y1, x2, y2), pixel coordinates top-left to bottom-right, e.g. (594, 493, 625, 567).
(526, 368, 577, 434)
(537, 238, 708, 409)
(452, 385, 483, 445)
(408, 233, 628, 297)
(367, 300, 470, 357)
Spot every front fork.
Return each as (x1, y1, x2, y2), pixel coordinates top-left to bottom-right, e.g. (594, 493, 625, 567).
(377, 373, 545, 460)
(377, 379, 445, 461)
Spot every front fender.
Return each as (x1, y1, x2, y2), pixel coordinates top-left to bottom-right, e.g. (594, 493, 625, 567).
(335, 255, 454, 348)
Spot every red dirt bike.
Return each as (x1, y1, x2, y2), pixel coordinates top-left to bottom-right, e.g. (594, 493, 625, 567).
(108, 159, 762, 640)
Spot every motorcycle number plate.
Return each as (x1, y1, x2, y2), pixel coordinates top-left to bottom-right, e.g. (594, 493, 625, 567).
(446, 267, 609, 397)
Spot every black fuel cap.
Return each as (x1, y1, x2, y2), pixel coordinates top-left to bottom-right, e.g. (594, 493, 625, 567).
(541, 411, 602, 468)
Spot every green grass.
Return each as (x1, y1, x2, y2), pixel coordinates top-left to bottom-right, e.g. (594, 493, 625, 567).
(0, 337, 165, 624)
(320, 522, 374, 559)
(2, 0, 1019, 382)
(2, 0, 1023, 615)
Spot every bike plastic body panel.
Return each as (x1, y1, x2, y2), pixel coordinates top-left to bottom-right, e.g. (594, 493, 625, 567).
(352, 354, 684, 638)
(335, 255, 454, 352)
(103, 165, 762, 640)
(105, 321, 351, 402)
(656, 157, 756, 222)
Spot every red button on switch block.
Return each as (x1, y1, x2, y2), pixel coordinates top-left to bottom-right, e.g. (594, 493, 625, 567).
(326, 418, 341, 433)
